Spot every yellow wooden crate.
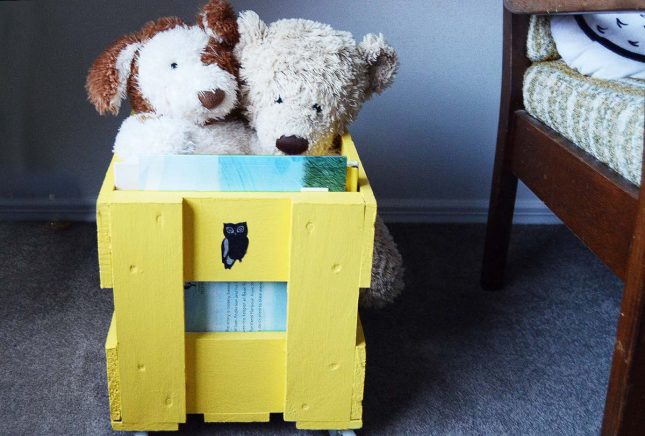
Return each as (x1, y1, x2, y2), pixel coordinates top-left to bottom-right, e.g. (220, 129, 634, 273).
(97, 134, 375, 431)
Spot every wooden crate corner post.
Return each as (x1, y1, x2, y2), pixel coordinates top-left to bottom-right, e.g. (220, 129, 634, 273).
(109, 196, 186, 431)
(286, 196, 365, 430)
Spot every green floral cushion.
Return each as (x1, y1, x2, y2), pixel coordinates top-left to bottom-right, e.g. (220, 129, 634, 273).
(523, 60, 644, 186)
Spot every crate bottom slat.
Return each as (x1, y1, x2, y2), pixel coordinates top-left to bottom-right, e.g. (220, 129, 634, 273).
(105, 315, 366, 430)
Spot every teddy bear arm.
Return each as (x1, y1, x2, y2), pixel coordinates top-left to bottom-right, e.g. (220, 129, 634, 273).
(192, 121, 256, 155)
(113, 115, 196, 159)
(359, 215, 404, 309)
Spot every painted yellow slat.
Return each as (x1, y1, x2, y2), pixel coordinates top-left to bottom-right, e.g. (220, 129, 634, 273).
(185, 332, 286, 415)
(112, 187, 364, 204)
(359, 201, 377, 289)
(105, 313, 121, 422)
(111, 421, 179, 431)
(346, 166, 359, 192)
(340, 134, 377, 288)
(183, 198, 291, 282)
(284, 199, 364, 422)
(295, 419, 363, 430)
(110, 199, 186, 425)
(352, 318, 366, 420)
(203, 413, 270, 423)
(97, 161, 115, 289)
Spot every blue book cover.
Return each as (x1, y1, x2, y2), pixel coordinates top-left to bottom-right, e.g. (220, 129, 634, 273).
(115, 155, 347, 192)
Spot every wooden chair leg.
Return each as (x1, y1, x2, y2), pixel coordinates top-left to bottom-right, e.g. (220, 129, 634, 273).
(602, 188, 645, 436)
(481, 150, 519, 290)
(480, 10, 528, 291)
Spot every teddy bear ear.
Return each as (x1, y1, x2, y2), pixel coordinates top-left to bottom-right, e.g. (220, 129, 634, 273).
(197, 0, 239, 47)
(86, 35, 141, 115)
(358, 33, 399, 96)
(235, 10, 267, 54)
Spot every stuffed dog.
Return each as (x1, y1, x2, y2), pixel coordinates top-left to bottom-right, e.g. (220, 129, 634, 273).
(86, 0, 254, 160)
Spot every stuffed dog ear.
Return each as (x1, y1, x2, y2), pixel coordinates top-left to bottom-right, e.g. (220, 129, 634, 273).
(358, 33, 399, 96)
(86, 34, 141, 115)
(235, 10, 267, 55)
(198, 0, 239, 47)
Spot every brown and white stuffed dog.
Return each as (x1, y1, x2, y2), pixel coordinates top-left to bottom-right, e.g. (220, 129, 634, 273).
(86, 0, 254, 160)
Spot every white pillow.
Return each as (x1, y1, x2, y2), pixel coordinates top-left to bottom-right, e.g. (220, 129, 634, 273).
(551, 13, 645, 80)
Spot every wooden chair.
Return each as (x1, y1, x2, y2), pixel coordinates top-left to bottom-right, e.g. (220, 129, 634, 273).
(481, 1, 645, 435)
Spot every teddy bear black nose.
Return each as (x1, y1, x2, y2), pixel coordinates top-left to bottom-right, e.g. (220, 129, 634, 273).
(199, 89, 226, 109)
(276, 135, 309, 155)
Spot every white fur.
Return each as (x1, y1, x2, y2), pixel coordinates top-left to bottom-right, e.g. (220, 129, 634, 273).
(114, 24, 254, 160)
(236, 11, 398, 155)
(114, 114, 196, 159)
(112, 42, 141, 112)
(114, 115, 254, 159)
(137, 25, 237, 123)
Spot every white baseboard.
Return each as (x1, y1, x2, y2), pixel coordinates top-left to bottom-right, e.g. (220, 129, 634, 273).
(0, 197, 560, 224)
(377, 199, 561, 224)
(0, 198, 96, 222)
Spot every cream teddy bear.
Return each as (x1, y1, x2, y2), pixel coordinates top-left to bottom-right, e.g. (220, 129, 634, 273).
(86, 0, 254, 160)
(235, 11, 404, 307)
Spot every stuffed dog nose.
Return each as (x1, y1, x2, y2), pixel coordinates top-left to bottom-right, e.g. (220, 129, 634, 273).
(276, 135, 309, 155)
(199, 89, 226, 109)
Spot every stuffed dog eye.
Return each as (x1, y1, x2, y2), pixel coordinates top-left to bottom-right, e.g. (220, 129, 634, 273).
(312, 103, 322, 114)
(170, 62, 178, 69)
(275, 96, 283, 104)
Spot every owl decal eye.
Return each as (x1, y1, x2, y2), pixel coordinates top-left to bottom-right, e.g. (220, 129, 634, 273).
(221, 222, 249, 269)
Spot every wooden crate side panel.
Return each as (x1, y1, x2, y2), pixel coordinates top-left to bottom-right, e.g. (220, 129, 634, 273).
(340, 134, 377, 288)
(110, 200, 186, 425)
(97, 160, 116, 289)
(359, 201, 377, 288)
(183, 198, 291, 282)
(284, 200, 363, 422)
(185, 332, 286, 415)
(351, 319, 366, 421)
(105, 313, 121, 422)
(97, 202, 113, 289)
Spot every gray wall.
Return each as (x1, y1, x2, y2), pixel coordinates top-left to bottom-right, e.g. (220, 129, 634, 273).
(0, 0, 552, 222)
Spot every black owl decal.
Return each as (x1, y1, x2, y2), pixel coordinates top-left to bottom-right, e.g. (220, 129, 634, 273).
(221, 222, 249, 269)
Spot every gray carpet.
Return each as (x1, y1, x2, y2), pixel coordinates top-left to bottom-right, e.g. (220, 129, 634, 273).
(0, 223, 621, 435)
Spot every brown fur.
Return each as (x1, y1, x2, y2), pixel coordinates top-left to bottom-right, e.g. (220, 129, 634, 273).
(197, 0, 239, 47)
(85, 33, 139, 115)
(125, 60, 154, 114)
(201, 40, 239, 77)
(137, 16, 185, 41)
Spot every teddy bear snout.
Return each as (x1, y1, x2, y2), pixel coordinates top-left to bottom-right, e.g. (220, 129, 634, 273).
(276, 135, 309, 155)
(199, 89, 226, 109)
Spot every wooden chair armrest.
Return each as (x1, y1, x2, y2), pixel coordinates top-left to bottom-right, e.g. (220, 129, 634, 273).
(505, 0, 645, 14)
